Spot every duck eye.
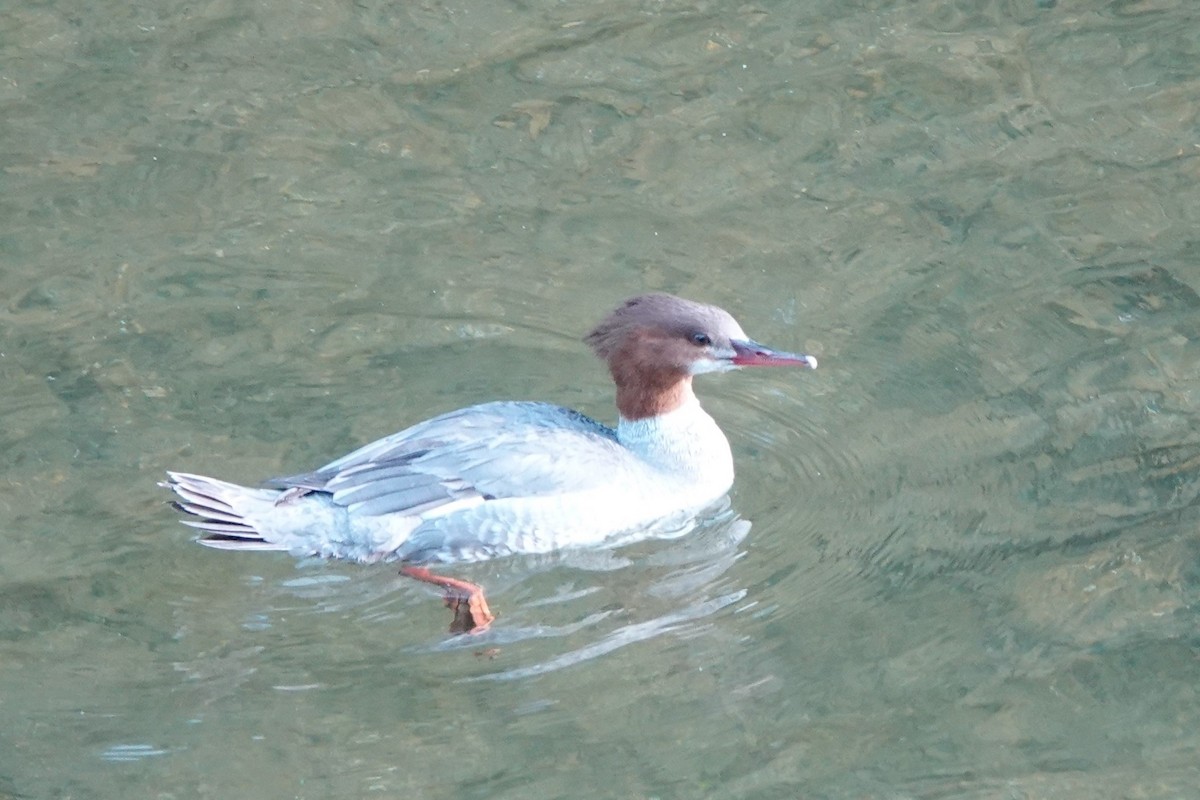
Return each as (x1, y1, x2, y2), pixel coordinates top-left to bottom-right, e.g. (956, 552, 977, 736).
(690, 331, 712, 346)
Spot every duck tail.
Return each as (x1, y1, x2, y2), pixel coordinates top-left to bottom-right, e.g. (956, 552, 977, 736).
(160, 471, 287, 551)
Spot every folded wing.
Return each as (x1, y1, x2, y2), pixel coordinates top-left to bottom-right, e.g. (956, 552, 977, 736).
(267, 401, 629, 518)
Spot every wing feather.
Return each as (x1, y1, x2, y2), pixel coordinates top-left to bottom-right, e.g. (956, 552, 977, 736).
(266, 402, 625, 519)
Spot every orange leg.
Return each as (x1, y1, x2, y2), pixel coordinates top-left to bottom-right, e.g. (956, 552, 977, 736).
(400, 566, 495, 634)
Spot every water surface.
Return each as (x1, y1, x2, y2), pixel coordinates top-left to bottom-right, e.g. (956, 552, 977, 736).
(3, 0, 1200, 797)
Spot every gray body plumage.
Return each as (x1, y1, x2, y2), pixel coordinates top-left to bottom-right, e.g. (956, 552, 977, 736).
(165, 399, 733, 564)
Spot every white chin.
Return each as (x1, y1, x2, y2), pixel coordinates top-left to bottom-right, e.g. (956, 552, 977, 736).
(689, 358, 738, 375)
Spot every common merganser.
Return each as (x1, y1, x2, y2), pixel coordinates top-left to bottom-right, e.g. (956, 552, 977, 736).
(162, 293, 817, 632)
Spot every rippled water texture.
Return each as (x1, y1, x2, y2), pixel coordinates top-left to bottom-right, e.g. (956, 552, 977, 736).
(3, 0, 1200, 797)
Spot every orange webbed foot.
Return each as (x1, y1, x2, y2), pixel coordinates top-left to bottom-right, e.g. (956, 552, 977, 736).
(400, 566, 495, 634)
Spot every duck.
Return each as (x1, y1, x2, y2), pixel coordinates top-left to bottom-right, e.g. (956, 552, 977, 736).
(162, 293, 817, 632)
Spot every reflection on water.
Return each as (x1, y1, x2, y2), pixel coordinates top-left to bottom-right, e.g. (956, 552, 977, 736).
(3, 0, 1200, 797)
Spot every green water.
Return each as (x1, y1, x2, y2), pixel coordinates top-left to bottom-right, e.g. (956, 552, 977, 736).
(3, 0, 1199, 797)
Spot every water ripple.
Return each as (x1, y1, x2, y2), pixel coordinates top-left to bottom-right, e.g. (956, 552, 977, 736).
(463, 589, 747, 682)
(99, 743, 172, 763)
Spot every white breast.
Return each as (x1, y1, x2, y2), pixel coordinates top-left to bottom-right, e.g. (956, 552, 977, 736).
(617, 397, 735, 503)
